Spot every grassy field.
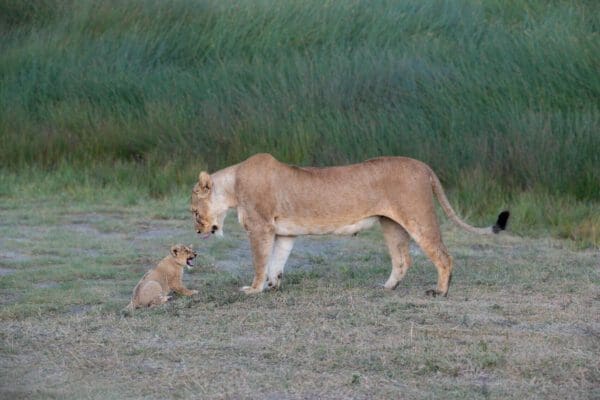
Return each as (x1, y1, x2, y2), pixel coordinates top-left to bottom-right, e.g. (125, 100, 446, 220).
(0, 188, 598, 399)
(1, 0, 599, 244)
(0, 1, 599, 398)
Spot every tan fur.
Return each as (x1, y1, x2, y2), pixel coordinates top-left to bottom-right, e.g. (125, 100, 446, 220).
(191, 153, 506, 296)
(126, 245, 198, 310)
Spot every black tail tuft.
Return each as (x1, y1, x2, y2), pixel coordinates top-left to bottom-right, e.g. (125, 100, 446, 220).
(492, 210, 510, 233)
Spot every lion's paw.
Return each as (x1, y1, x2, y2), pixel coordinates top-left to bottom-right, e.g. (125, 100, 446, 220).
(240, 286, 263, 295)
(266, 272, 283, 290)
(266, 278, 281, 290)
(383, 280, 400, 290)
(425, 289, 447, 298)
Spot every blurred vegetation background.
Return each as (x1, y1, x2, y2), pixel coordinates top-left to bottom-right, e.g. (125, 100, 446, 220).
(0, 0, 598, 245)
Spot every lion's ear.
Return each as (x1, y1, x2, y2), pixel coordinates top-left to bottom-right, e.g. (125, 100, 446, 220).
(170, 245, 179, 258)
(197, 171, 212, 197)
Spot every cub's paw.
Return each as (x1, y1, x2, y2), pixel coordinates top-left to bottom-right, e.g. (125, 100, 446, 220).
(160, 295, 172, 303)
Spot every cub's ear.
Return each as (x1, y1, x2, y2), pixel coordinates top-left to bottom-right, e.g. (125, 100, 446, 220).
(170, 245, 179, 258)
(197, 171, 213, 197)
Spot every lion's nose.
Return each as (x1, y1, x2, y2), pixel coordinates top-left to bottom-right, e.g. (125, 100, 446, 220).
(211, 225, 218, 233)
(196, 229, 202, 234)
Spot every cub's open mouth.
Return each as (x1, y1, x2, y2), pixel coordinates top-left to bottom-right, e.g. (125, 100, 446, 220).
(186, 257, 195, 267)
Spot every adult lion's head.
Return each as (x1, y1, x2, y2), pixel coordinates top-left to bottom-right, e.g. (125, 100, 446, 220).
(190, 171, 227, 238)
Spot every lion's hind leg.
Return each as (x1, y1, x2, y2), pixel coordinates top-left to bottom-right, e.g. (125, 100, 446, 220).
(380, 217, 412, 290)
(409, 227, 453, 297)
(137, 280, 169, 307)
(422, 244, 453, 297)
(148, 294, 171, 307)
(389, 204, 453, 297)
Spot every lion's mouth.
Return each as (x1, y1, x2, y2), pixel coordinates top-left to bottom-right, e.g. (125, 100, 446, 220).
(186, 257, 195, 268)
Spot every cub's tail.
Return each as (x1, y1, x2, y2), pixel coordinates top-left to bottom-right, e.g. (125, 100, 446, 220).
(429, 169, 509, 235)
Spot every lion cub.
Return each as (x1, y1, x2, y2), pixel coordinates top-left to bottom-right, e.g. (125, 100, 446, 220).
(126, 244, 198, 310)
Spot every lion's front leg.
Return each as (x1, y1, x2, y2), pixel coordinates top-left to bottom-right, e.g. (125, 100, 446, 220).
(242, 229, 275, 294)
(266, 236, 295, 290)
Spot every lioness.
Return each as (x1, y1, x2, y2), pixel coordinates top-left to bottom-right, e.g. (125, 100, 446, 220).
(190, 154, 509, 296)
(126, 244, 198, 310)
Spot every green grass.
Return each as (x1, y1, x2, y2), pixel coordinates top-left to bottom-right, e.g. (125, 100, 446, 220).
(1, 0, 598, 244)
(1, 0, 598, 190)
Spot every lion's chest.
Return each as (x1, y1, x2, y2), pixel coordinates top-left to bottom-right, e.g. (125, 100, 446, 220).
(273, 216, 378, 236)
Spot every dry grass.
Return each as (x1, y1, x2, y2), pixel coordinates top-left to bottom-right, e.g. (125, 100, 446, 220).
(0, 194, 598, 399)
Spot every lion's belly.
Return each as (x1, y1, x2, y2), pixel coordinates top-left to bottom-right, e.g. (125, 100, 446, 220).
(274, 216, 378, 236)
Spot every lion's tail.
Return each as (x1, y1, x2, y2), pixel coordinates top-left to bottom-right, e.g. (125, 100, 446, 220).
(429, 169, 509, 235)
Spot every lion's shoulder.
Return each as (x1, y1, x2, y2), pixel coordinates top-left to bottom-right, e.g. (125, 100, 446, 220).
(237, 153, 290, 179)
(243, 153, 278, 165)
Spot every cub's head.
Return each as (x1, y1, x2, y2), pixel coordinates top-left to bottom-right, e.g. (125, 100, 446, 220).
(170, 244, 197, 269)
(190, 171, 226, 238)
